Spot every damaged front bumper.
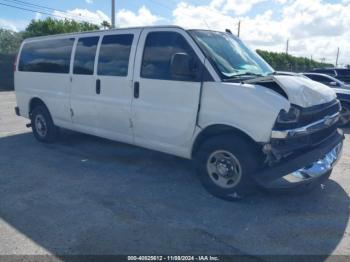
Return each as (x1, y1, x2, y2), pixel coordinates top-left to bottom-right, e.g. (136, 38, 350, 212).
(253, 129, 344, 189)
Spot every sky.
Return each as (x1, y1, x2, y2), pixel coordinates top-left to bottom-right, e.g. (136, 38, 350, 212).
(0, 0, 350, 66)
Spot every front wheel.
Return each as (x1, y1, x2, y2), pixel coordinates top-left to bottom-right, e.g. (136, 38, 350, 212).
(194, 135, 263, 200)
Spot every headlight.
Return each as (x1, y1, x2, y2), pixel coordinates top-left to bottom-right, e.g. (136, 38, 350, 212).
(276, 106, 301, 124)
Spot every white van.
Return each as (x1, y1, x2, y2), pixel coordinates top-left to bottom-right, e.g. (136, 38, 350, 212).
(14, 26, 344, 199)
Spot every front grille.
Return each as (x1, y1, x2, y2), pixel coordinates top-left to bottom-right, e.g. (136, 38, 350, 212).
(274, 99, 341, 130)
(299, 100, 340, 126)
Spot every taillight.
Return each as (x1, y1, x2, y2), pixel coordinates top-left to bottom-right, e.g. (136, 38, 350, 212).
(13, 54, 18, 71)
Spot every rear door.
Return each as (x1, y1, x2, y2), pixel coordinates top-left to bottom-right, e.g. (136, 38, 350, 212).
(94, 29, 140, 143)
(131, 28, 205, 156)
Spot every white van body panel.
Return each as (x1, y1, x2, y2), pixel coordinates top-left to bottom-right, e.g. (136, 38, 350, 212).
(246, 75, 336, 107)
(14, 26, 338, 160)
(15, 37, 73, 124)
(131, 27, 206, 157)
(196, 82, 290, 143)
(15, 72, 71, 122)
(273, 75, 336, 106)
(69, 29, 141, 144)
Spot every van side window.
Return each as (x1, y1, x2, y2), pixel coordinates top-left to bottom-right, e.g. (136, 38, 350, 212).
(98, 34, 134, 77)
(141, 31, 200, 81)
(73, 36, 99, 75)
(18, 38, 74, 73)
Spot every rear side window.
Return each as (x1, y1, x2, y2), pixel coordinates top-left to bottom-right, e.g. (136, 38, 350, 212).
(19, 38, 74, 73)
(141, 31, 199, 81)
(98, 34, 134, 76)
(73, 36, 99, 75)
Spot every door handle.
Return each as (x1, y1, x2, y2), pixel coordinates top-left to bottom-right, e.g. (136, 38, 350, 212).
(96, 79, 101, 94)
(134, 81, 140, 98)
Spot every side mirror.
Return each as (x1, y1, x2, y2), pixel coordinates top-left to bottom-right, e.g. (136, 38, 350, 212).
(329, 81, 338, 87)
(170, 53, 196, 79)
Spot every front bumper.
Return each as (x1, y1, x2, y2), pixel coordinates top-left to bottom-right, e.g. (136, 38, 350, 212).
(253, 129, 344, 189)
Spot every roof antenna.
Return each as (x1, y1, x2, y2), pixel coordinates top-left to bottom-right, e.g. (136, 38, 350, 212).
(225, 29, 232, 34)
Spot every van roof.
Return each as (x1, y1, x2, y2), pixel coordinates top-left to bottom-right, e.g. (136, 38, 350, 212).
(23, 25, 188, 41)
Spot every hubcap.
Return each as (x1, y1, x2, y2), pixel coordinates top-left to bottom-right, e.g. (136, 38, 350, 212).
(206, 150, 242, 189)
(35, 114, 47, 137)
(339, 106, 350, 126)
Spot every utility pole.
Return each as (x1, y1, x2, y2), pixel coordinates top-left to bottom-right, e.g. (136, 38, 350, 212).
(111, 0, 116, 28)
(335, 47, 340, 67)
(237, 20, 241, 38)
(286, 39, 289, 55)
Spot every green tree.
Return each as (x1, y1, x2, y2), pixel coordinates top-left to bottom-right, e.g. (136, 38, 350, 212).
(256, 49, 333, 72)
(0, 29, 23, 54)
(23, 17, 100, 38)
(101, 20, 111, 30)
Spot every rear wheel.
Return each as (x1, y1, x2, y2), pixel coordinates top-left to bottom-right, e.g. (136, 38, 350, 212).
(194, 135, 263, 200)
(338, 102, 350, 127)
(31, 105, 59, 143)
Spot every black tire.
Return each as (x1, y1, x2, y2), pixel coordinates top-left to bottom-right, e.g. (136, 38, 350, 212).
(30, 105, 59, 143)
(194, 134, 263, 200)
(338, 102, 350, 127)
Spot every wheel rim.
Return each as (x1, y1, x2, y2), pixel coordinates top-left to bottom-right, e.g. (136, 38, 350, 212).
(206, 150, 242, 189)
(35, 114, 47, 137)
(339, 106, 350, 126)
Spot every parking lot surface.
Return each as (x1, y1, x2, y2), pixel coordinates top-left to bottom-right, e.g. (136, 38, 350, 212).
(0, 91, 349, 256)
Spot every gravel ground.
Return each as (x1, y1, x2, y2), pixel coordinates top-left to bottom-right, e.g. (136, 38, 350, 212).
(0, 91, 349, 256)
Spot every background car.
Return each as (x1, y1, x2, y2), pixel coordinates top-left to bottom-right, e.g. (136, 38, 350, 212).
(302, 73, 350, 89)
(275, 72, 350, 127)
(310, 68, 350, 83)
(302, 73, 350, 126)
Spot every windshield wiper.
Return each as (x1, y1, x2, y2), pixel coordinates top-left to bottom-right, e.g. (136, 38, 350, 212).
(234, 72, 264, 77)
(223, 72, 264, 81)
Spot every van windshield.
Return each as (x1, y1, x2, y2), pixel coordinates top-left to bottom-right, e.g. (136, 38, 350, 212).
(189, 30, 274, 80)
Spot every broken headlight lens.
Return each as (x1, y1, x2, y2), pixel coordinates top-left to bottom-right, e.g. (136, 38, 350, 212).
(277, 106, 301, 124)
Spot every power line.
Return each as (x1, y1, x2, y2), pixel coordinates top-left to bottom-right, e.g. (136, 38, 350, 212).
(4, 0, 97, 23)
(0, 0, 98, 24)
(5, 0, 69, 14)
(0, 2, 70, 19)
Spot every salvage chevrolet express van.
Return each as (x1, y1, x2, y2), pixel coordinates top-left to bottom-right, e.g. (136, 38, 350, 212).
(14, 26, 344, 200)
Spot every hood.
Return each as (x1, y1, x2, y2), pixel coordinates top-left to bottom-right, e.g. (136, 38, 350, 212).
(245, 75, 337, 108)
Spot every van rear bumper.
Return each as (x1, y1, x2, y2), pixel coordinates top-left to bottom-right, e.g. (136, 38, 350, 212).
(253, 129, 344, 189)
